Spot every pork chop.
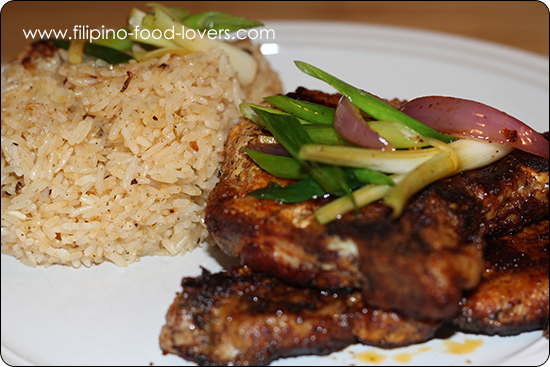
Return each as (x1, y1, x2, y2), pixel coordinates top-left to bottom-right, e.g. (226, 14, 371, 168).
(159, 266, 440, 366)
(454, 219, 549, 335)
(205, 88, 549, 320)
(159, 219, 548, 365)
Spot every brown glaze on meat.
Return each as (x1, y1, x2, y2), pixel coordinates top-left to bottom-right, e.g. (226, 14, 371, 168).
(332, 140, 549, 319)
(454, 219, 549, 335)
(205, 117, 365, 290)
(205, 88, 548, 320)
(159, 221, 548, 365)
(159, 266, 440, 366)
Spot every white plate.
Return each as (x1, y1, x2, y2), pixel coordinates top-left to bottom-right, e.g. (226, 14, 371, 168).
(1, 21, 549, 366)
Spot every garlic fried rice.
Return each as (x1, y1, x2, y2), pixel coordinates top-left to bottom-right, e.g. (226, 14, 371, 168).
(1, 40, 281, 267)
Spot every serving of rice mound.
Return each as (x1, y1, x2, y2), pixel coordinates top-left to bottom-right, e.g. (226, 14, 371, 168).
(1, 40, 281, 268)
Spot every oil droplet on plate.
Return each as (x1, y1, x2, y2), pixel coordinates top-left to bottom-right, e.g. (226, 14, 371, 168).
(392, 347, 431, 363)
(357, 350, 387, 364)
(442, 337, 484, 354)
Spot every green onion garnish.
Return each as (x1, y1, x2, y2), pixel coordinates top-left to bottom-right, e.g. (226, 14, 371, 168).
(249, 178, 326, 203)
(182, 11, 263, 33)
(298, 144, 441, 174)
(242, 148, 308, 180)
(239, 103, 311, 127)
(314, 175, 404, 224)
(52, 39, 134, 65)
(252, 107, 353, 198)
(90, 29, 134, 51)
(263, 95, 335, 125)
(294, 61, 456, 143)
(238, 62, 514, 223)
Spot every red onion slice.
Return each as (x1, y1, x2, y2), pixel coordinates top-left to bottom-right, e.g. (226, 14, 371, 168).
(247, 144, 291, 157)
(400, 96, 549, 159)
(334, 96, 392, 150)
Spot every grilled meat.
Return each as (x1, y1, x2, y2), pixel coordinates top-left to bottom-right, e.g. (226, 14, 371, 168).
(160, 219, 548, 365)
(205, 88, 549, 320)
(332, 141, 549, 319)
(159, 266, 440, 366)
(160, 216, 549, 366)
(454, 219, 549, 335)
(205, 118, 365, 290)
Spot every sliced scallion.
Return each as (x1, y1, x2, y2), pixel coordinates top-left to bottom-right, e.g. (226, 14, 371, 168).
(242, 148, 308, 179)
(128, 8, 147, 29)
(240, 103, 350, 145)
(252, 108, 352, 198)
(249, 178, 326, 203)
(67, 39, 86, 64)
(348, 168, 395, 186)
(383, 148, 459, 217)
(244, 146, 394, 186)
(182, 11, 263, 33)
(314, 174, 405, 224)
(239, 103, 310, 127)
(302, 125, 351, 145)
(294, 61, 455, 143)
(52, 39, 134, 64)
(146, 2, 258, 86)
(263, 95, 335, 125)
(247, 166, 394, 204)
(298, 144, 441, 174)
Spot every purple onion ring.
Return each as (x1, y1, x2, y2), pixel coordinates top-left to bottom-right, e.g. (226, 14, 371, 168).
(334, 96, 391, 150)
(400, 96, 548, 159)
(247, 144, 291, 157)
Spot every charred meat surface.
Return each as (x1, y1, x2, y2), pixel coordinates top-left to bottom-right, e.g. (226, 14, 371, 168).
(454, 219, 549, 335)
(205, 88, 549, 320)
(159, 266, 440, 366)
(160, 221, 548, 365)
(333, 141, 549, 319)
(205, 118, 365, 291)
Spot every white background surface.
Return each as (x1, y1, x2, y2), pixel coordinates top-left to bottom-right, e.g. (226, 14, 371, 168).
(2, 21, 549, 366)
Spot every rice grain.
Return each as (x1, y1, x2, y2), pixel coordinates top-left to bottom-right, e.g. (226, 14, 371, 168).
(1, 40, 282, 267)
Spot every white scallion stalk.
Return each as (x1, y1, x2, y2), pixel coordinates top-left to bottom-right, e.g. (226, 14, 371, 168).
(128, 8, 147, 29)
(315, 174, 405, 225)
(298, 144, 441, 174)
(313, 138, 514, 223)
(449, 138, 513, 171)
(383, 146, 460, 218)
(68, 39, 86, 64)
(132, 45, 191, 62)
(368, 120, 431, 149)
(299, 138, 513, 176)
(128, 9, 180, 49)
(147, 3, 258, 86)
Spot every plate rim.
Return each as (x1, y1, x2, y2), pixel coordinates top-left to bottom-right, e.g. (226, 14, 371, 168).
(1, 20, 548, 367)
(259, 20, 549, 92)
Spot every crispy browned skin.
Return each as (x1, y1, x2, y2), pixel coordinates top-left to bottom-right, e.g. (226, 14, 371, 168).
(454, 219, 549, 335)
(332, 141, 549, 319)
(205, 118, 365, 290)
(159, 266, 440, 366)
(159, 222, 548, 365)
(205, 88, 549, 320)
